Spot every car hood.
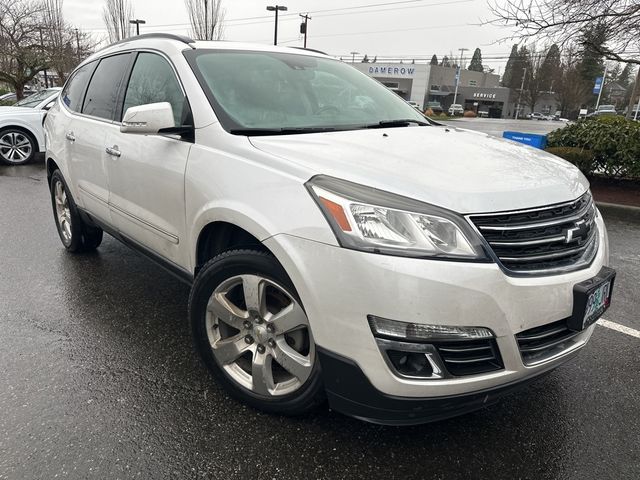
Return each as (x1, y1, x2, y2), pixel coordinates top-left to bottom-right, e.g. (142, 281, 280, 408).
(249, 125, 589, 213)
(0, 106, 40, 116)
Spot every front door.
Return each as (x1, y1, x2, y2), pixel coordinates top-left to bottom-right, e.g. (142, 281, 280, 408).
(105, 52, 193, 269)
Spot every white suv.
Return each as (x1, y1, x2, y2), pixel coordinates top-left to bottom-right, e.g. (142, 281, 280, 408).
(44, 34, 615, 425)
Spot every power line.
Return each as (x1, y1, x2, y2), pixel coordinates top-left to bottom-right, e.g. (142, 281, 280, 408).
(77, 0, 472, 32)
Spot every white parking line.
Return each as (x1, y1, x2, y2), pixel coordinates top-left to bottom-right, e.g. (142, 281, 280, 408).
(598, 318, 640, 339)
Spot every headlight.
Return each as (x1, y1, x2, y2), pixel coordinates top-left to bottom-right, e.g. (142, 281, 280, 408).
(307, 175, 489, 260)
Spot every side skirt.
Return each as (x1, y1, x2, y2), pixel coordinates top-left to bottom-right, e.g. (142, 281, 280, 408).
(78, 208, 194, 286)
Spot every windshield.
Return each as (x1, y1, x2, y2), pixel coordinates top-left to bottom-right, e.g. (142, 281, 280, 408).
(14, 89, 59, 108)
(185, 50, 427, 134)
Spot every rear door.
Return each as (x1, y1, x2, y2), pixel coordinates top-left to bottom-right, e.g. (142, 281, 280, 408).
(105, 51, 193, 269)
(67, 53, 132, 223)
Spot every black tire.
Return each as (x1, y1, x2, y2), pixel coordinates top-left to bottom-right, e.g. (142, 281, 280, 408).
(190, 249, 325, 416)
(0, 128, 36, 165)
(50, 169, 103, 252)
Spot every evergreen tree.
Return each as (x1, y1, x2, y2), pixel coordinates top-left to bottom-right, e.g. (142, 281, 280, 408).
(468, 48, 484, 72)
(502, 44, 519, 87)
(361, 54, 369, 63)
(618, 63, 633, 88)
(511, 45, 530, 91)
(441, 56, 450, 67)
(539, 44, 562, 92)
(430, 54, 438, 65)
(578, 24, 606, 86)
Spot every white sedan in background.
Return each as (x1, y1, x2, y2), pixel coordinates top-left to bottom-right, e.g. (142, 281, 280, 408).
(0, 87, 61, 165)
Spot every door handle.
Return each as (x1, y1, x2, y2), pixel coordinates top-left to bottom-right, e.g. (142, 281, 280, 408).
(65, 131, 75, 142)
(105, 145, 121, 158)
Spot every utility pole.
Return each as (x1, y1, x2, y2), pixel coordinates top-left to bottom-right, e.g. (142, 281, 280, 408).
(299, 13, 311, 48)
(350, 51, 359, 63)
(451, 47, 468, 107)
(75, 28, 81, 64)
(595, 64, 608, 111)
(515, 67, 527, 119)
(266, 5, 287, 46)
(129, 19, 146, 36)
(38, 27, 49, 88)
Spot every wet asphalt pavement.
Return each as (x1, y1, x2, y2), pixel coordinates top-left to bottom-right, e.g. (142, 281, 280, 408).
(1, 161, 639, 479)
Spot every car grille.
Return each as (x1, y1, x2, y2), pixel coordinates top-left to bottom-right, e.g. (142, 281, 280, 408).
(435, 339, 503, 376)
(469, 192, 598, 275)
(515, 319, 582, 366)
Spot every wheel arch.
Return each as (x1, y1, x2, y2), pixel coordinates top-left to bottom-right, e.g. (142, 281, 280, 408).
(46, 157, 60, 185)
(194, 221, 274, 276)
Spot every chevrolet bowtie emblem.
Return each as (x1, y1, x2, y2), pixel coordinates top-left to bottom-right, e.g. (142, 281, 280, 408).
(564, 220, 588, 243)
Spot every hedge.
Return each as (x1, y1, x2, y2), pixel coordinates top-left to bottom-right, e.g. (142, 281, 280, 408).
(546, 116, 640, 179)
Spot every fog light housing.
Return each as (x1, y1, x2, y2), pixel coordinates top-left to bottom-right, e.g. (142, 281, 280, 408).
(368, 315, 494, 342)
(387, 350, 433, 377)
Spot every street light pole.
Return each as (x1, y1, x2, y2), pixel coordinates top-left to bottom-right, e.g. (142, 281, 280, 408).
(266, 5, 287, 46)
(451, 47, 467, 107)
(129, 19, 146, 36)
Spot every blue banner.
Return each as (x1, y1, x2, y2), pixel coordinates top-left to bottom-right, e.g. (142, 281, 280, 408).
(593, 77, 603, 94)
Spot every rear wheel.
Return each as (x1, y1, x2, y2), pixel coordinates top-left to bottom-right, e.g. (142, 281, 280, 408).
(0, 128, 35, 165)
(190, 249, 324, 415)
(50, 170, 103, 252)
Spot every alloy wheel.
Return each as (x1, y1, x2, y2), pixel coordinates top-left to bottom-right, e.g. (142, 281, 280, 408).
(206, 274, 315, 397)
(54, 180, 72, 244)
(0, 131, 32, 164)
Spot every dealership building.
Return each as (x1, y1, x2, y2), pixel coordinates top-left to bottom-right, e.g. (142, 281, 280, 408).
(354, 62, 512, 118)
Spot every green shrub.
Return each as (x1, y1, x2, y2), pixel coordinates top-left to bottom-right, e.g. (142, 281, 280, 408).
(547, 116, 640, 178)
(546, 147, 595, 175)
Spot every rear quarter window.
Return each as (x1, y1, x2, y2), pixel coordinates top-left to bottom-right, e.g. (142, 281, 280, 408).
(61, 61, 96, 112)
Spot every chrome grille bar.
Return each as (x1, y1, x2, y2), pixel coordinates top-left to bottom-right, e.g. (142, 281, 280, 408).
(468, 192, 598, 275)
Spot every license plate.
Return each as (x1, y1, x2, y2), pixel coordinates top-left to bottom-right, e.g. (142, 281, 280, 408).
(568, 266, 616, 331)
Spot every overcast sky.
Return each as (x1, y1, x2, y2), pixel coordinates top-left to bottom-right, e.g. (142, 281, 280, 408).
(63, 0, 518, 72)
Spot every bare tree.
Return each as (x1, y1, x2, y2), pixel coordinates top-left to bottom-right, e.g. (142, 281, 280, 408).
(0, 0, 48, 99)
(555, 50, 592, 118)
(102, 0, 133, 43)
(185, 0, 225, 40)
(488, 1, 640, 66)
(523, 48, 547, 114)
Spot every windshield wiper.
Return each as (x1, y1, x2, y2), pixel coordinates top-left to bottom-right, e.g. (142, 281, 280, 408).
(229, 126, 344, 136)
(364, 119, 430, 129)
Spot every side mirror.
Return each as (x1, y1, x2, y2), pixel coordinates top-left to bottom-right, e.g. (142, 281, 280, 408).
(42, 100, 55, 111)
(120, 102, 175, 135)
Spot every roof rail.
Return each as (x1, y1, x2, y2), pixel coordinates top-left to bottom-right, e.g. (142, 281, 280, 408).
(106, 33, 195, 50)
(290, 46, 328, 56)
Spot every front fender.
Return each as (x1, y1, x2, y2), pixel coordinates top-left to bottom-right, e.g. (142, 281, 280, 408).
(0, 114, 45, 152)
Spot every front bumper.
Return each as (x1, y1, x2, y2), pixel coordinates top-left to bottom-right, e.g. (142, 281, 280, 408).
(318, 346, 577, 425)
(263, 212, 608, 421)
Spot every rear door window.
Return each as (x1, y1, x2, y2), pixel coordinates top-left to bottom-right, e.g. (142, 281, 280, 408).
(61, 61, 96, 112)
(82, 53, 132, 121)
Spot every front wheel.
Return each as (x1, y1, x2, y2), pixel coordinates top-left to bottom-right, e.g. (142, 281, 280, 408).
(190, 249, 324, 415)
